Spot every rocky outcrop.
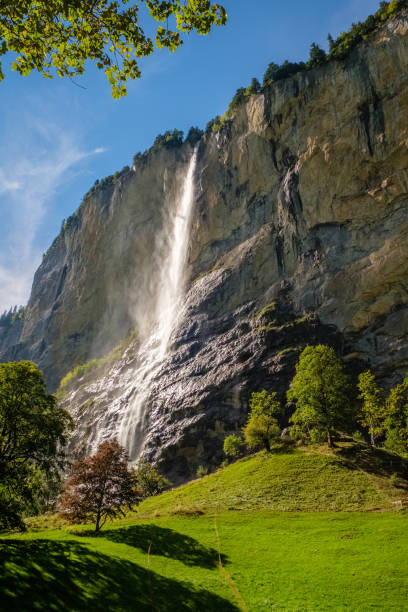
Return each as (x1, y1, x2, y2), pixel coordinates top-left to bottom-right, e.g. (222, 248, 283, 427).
(2, 12, 408, 482)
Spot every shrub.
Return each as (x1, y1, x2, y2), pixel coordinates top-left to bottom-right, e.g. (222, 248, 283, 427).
(353, 431, 366, 443)
(196, 465, 208, 478)
(132, 457, 171, 499)
(223, 434, 244, 459)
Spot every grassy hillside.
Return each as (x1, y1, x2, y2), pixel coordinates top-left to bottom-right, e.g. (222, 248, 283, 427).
(2, 443, 408, 611)
(135, 442, 408, 518)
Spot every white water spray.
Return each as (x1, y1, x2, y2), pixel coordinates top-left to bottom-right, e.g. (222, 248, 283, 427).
(119, 145, 199, 460)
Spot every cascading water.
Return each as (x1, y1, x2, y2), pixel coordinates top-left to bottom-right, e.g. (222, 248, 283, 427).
(118, 145, 199, 461)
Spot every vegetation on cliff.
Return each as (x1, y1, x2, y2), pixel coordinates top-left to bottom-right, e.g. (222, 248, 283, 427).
(58, 329, 138, 393)
(206, 0, 408, 134)
(0, 306, 24, 329)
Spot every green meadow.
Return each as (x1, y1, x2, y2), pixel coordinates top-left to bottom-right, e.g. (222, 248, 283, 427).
(1, 444, 408, 611)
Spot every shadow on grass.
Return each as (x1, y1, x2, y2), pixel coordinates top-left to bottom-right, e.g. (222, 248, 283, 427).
(0, 539, 237, 612)
(79, 524, 225, 569)
(336, 443, 408, 485)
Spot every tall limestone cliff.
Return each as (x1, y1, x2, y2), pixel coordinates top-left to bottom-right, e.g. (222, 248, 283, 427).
(1, 11, 408, 482)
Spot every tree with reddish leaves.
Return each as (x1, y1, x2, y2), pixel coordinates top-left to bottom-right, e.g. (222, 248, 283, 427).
(60, 439, 138, 532)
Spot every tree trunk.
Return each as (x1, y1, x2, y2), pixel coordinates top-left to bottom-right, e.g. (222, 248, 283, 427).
(264, 438, 271, 453)
(370, 431, 375, 446)
(327, 429, 333, 448)
(95, 511, 100, 532)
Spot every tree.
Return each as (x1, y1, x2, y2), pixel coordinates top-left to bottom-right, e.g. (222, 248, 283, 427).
(243, 390, 281, 452)
(223, 434, 243, 459)
(60, 439, 137, 532)
(287, 345, 351, 447)
(185, 126, 203, 147)
(262, 62, 279, 86)
(153, 128, 184, 149)
(0, 361, 71, 531)
(307, 42, 326, 68)
(245, 77, 261, 96)
(385, 378, 408, 455)
(132, 457, 171, 499)
(327, 33, 335, 51)
(0, 1, 227, 98)
(357, 370, 386, 446)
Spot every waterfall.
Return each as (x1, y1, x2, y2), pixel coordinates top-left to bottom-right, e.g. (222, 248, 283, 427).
(118, 145, 199, 461)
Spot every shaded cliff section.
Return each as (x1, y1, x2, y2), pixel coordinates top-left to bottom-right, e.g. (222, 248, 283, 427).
(0, 146, 194, 391)
(2, 12, 408, 482)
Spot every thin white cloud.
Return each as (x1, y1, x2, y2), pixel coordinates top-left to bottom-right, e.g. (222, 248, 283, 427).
(0, 169, 21, 195)
(0, 121, 105, 312)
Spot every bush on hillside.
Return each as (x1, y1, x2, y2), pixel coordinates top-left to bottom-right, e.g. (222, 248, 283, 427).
(223, 434, 244, 459)
(132, 458, 171, 499)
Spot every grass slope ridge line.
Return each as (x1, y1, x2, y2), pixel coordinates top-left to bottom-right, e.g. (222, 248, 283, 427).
(214, 517, 248, 612)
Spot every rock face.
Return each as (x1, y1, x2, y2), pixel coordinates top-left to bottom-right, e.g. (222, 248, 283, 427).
(2, 12, 408, 482)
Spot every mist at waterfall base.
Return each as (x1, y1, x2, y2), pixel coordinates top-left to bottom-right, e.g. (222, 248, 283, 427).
(113, 145, 199, 462)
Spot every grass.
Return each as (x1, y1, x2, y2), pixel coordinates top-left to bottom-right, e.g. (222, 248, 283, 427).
(58, 329, 138, 393)
(1, 512, 408, 611)
(2, 443, 408, 611)
(135, 443, 407, 518)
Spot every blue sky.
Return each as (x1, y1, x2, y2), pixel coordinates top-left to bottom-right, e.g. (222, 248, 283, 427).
(0, 0, 381, 312)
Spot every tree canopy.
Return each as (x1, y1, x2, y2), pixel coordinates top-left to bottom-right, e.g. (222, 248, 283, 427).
(242, 390, 281, 452)
(357, 370, 386, 446)
(385, 378, 408, 455)
(60, 439, 138, 532)
(0, 1, 227, 98)
(287, 345, 351, 447)
(0, 361, 71, 531)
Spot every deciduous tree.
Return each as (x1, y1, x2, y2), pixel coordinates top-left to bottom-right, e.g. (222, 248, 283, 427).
(385, 378, 408, 455)
(0, 361, 71, 531)
(287, 345, 351, 447)
(0, 1, 227, 98)
(243, 390, 281, 452)
(357, 370, 386, 446)
(60, 439, 137, 532)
